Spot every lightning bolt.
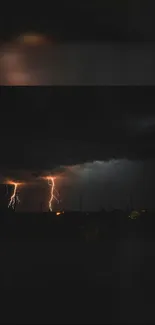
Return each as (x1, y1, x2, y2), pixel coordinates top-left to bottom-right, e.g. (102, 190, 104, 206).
(46, 176, 60, 212)
(7, 182, 21, 210)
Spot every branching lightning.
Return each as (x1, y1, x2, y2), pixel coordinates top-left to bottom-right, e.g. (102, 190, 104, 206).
(45, 176, 60, 212)
(7, 181, 22, 210)
(3, 174, 61, 212)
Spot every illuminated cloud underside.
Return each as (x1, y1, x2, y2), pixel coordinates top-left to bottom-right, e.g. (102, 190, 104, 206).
(1, 159, 154, 211)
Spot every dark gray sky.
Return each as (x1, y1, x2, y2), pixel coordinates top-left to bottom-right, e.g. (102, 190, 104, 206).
(1, 86, 155, 167)
(1, 41, 155, 85)
(1, 0, 155, 42)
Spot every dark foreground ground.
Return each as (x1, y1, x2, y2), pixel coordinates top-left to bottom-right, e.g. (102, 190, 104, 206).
(0, 210, 155, 323)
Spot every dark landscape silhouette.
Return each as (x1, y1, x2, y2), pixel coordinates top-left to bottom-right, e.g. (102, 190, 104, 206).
(0, 201, 155, 323)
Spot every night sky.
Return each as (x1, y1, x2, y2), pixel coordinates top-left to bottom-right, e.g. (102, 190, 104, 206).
(0, 86, 155, 211)
(0, 2, 155, 211)
(1, 1, 155, 42)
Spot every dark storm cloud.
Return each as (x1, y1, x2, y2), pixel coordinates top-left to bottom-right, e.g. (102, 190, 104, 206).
(1, 1, 155, 43)
(0, 169, 38, 185)
(0, 163, 71, 185)
(1, 115, 155, 177)
(31, 166, 68, 180)
(1, 136, 154, 184)
(125, 114, 155, 135)
(1, 86, 155, 177)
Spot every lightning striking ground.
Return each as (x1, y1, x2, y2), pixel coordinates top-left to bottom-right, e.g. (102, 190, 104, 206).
(45, 176, 60, 212)
(7, 182, 22, 210)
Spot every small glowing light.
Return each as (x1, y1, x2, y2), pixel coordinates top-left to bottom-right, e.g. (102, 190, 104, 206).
(128, 210, 140, 219)
(56, 212, 61, 216)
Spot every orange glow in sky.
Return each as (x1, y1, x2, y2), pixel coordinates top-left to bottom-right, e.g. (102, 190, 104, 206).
(17, 33, 48, 46)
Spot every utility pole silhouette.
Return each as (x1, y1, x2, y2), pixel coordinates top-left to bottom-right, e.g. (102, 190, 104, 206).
(142, 161, 146, 207)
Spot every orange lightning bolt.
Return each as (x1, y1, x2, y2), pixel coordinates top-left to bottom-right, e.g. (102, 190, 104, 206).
(44, 176, 60, 212)
(6, 181, 23, 210)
